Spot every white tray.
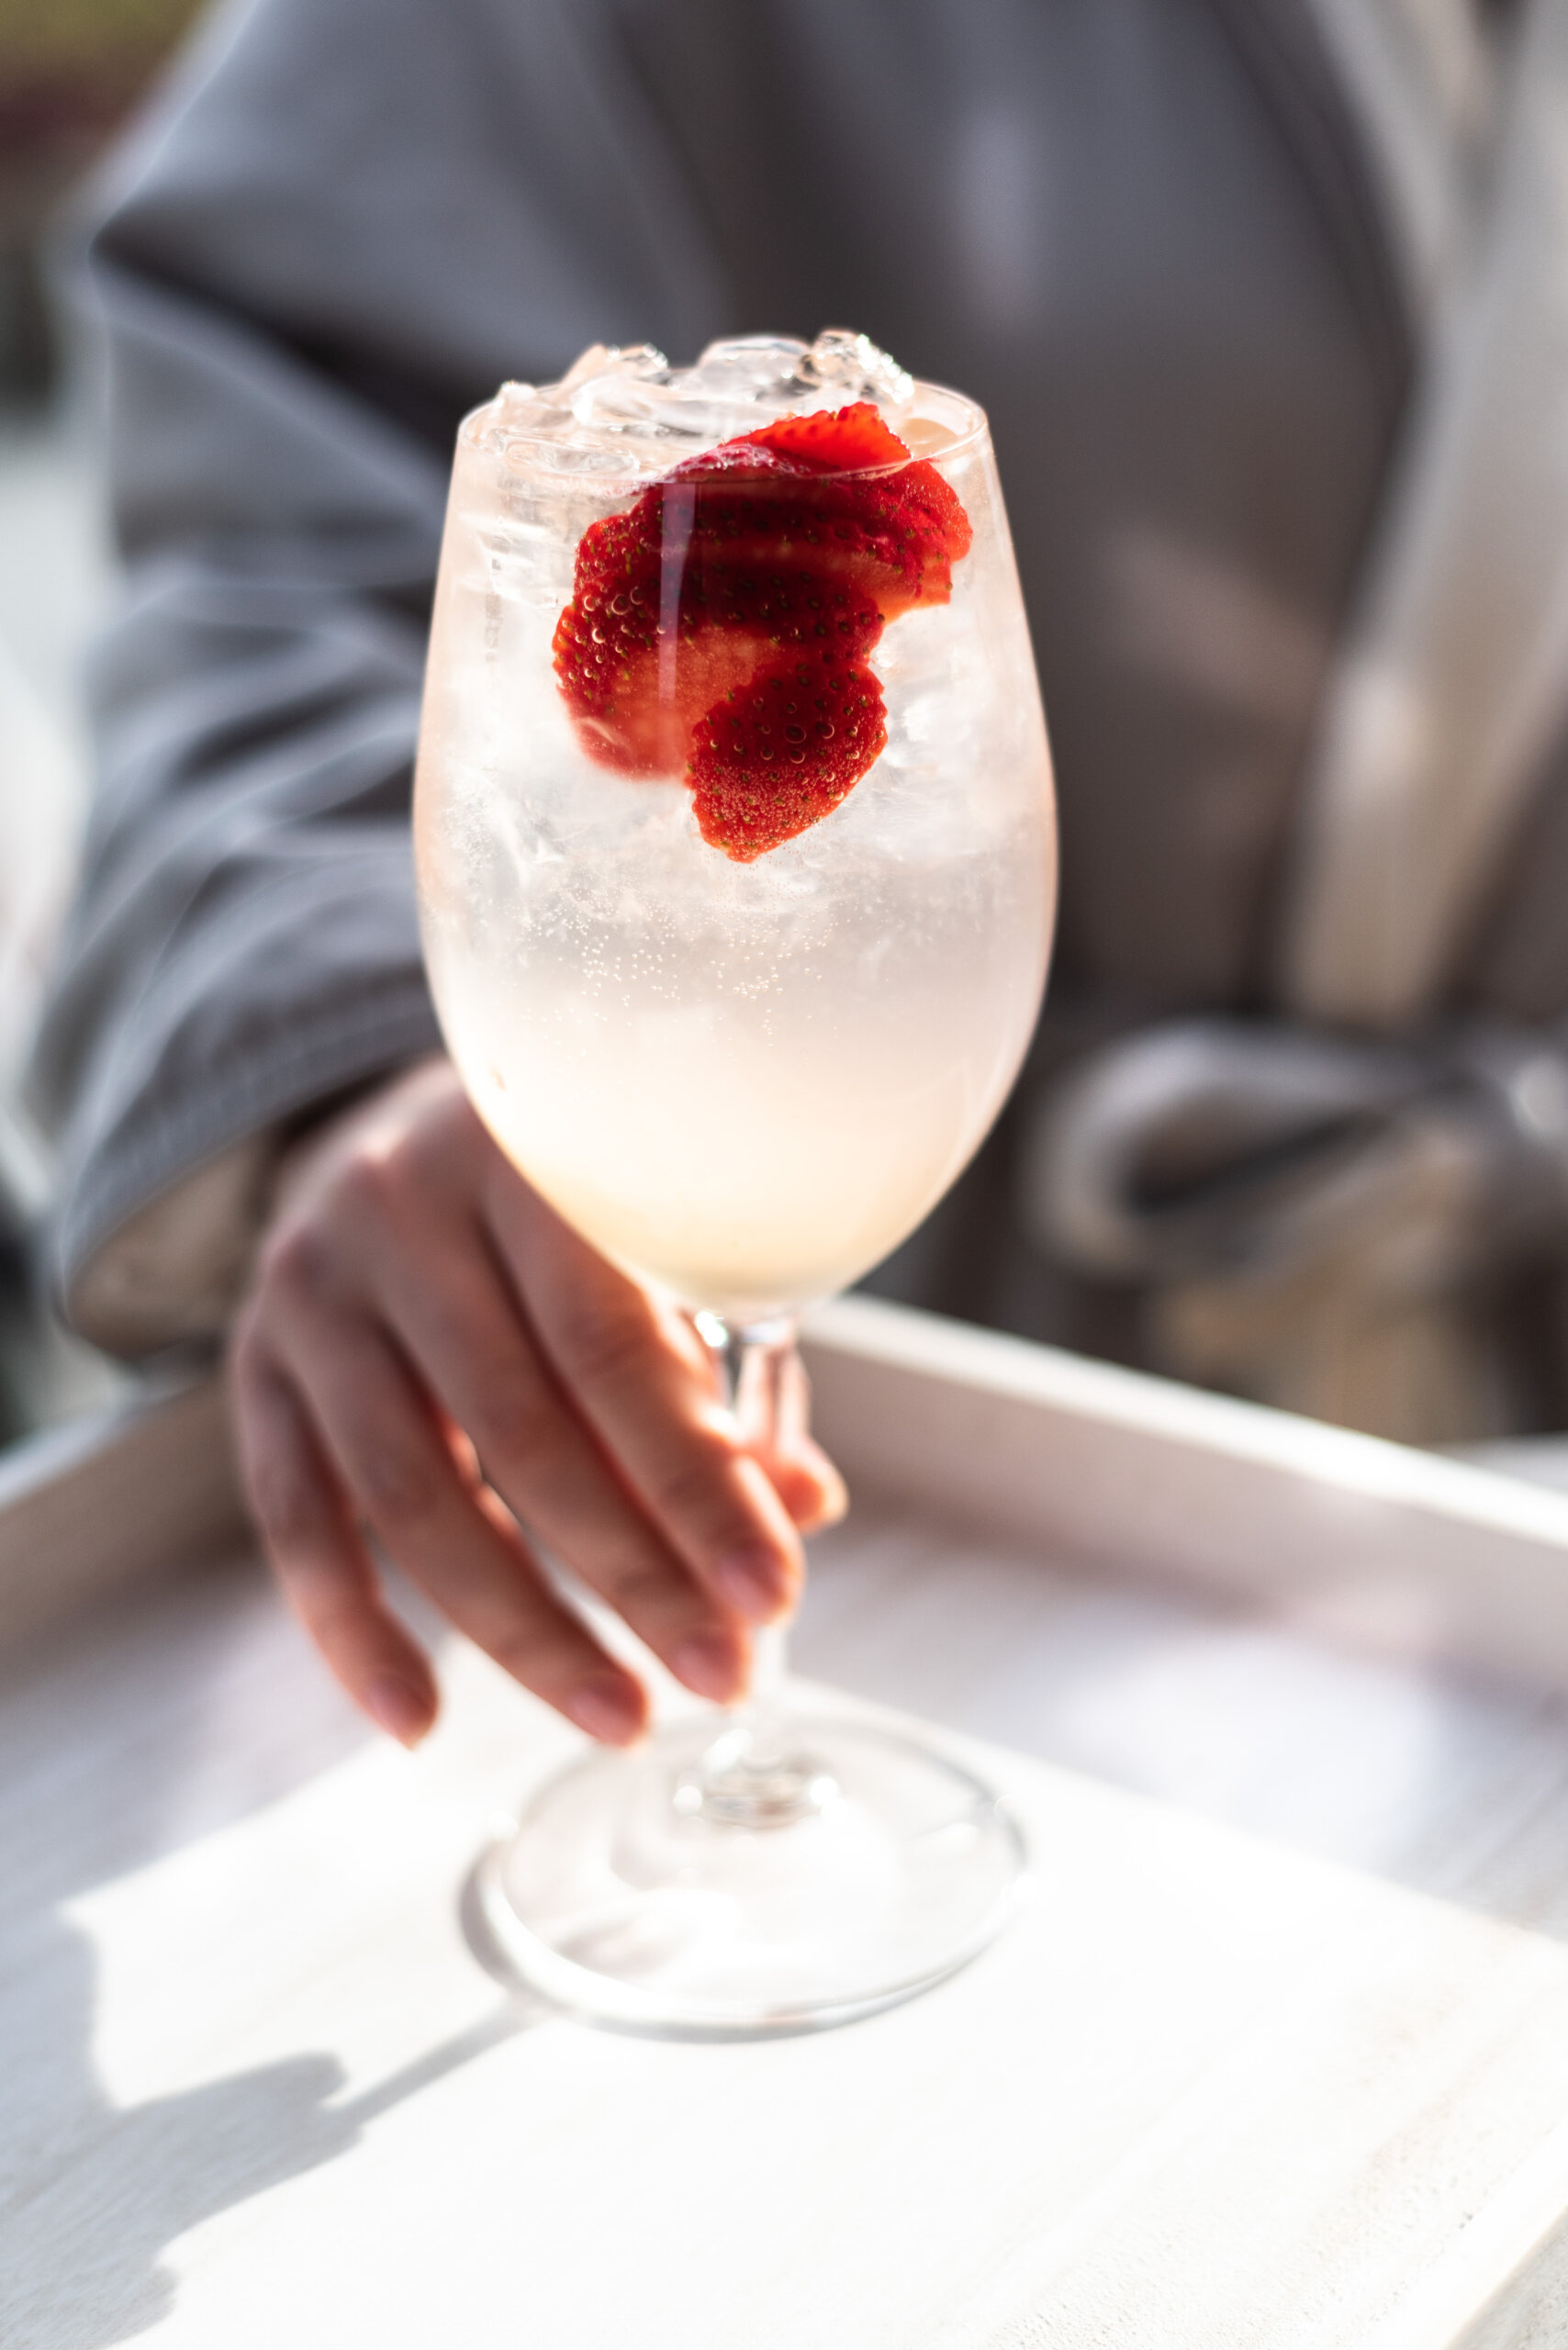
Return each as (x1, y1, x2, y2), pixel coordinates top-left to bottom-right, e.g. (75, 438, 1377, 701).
(6, 1298, 1568, 2348)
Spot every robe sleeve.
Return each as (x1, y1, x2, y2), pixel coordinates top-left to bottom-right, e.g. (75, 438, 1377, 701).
(28, 0, 725, 1350)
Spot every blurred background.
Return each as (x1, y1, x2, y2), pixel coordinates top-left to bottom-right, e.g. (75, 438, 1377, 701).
(6, 0, 1568, 1489)
(0, 0, 203, 1441)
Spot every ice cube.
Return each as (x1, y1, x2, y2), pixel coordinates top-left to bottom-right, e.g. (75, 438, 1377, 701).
(479, 330, 919, 478)
(793, 329, 914, 407)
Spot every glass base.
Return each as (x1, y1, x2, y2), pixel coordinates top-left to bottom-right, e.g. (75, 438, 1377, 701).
(477, 1713, 1026, 2037)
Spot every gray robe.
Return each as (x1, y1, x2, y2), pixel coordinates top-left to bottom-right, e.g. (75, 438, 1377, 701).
(41, 0, 1529, 1416)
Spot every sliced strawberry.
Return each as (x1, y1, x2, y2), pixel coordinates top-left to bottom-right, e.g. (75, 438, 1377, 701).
(552, 400, 972, 856)
(736, 402, 912, 473)
(689, 657, 887, 859)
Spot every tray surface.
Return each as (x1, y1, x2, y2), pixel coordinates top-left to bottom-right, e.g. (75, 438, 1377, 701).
(7, 1471, 1568, 2347)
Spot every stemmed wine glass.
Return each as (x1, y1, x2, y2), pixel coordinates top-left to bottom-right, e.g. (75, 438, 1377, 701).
(413, 332, 1056, 2033)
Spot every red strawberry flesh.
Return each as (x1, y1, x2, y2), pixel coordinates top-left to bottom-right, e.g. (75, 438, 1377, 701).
(552, 401, 972, 859)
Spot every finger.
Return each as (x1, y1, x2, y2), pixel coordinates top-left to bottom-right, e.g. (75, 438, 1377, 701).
(748, 1349, 849, 1535)
(370, 1228, 750, 1704)
(487, 1175, 805, 1624)
(230, 1348, 438, 1745)
(685, 1316, 846, 1533)
(762, 1438, 848, 1533)
(273, 1302, 648, 1743)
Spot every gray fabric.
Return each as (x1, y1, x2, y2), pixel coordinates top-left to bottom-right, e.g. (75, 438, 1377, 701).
(1277, 0, 1568, 1029)
(1014, 1013, 1568, 1442)
(31, 0, 1423, 1356)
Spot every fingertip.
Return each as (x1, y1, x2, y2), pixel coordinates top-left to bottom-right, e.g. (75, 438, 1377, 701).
(786, 1449, 849, 1534)
(670, 1628, 748, 1704)
(565, 1674, 647, 1746)
(713, 1542, 798, 1623)
(756, 1437, 848, 1535)
(364, 1671, 438, 1747)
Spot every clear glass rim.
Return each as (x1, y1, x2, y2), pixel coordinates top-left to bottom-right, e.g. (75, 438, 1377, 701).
(458, 375, 990, 492)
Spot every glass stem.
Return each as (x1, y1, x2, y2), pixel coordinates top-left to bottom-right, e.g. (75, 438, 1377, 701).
(690, 1313, 829, 1825)
(701, 1313, 796, 1764)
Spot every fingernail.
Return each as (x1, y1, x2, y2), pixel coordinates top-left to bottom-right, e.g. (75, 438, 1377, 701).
(803, 1457, 849, 1531)
(365, 1673, 431, 1748)
(714, 1546, 788, 1623)
(671, 1631, 744, 1703)
(816, 1477, 849, 1529)
(566, 1677, 644, 1745)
